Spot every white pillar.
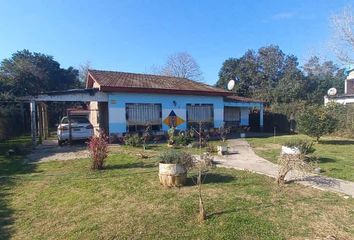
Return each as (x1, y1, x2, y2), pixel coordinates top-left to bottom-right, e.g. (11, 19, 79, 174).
(30, 101, 37, 147)
(260, 104, 264, 131)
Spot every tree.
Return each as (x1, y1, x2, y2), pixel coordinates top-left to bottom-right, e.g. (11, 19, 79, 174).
(330, 5, 354, 64)
(0, 49, 80, 98)
(160, 52, 203, 81)
(302, 56, 345, 103)
(216, 50, 259, 97)
(216, 45, 305, 103)
(78, 61, 91, 87)
(298, 105, 338, 141)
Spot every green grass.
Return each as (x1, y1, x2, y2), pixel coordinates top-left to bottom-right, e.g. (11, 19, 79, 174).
(1, 137, 354, 239)
(246, 134, 354, 182)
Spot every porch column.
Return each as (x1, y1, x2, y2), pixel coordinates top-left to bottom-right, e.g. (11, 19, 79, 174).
(30, 100, 37, 147)
(259, 104, 264, 131)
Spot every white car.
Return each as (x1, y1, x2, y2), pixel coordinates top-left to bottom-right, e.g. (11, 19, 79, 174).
(57, 116, 94, 145)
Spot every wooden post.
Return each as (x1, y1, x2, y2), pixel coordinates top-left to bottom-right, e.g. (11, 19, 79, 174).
(259, 104, 264, 132)
(37, 104, 43, 144)
(30, 101, 37, 147)
(42, 103, 48, 139)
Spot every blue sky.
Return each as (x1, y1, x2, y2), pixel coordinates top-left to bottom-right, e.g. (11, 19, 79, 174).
(0, 0, 353, 85)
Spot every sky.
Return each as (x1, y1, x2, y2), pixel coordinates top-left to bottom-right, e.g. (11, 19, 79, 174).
(0, 0, 353, 85)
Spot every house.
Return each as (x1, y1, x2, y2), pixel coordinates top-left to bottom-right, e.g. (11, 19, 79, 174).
(324, 65, 354, 105)
(85, 70, 264, 137)
(24, 69, 264, 144)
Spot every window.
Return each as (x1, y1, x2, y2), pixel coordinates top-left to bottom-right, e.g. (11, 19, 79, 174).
(224, 107, 241, 127)
(186, 104, 214, 129)
(126, 103, 162, 132)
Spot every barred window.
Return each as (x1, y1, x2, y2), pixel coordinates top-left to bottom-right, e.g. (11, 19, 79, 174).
(224, 107, 240, 122)
(126, 103, 162, 130)
(186, 104, 213, 123)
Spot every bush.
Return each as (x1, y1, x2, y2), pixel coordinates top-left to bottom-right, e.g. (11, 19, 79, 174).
(174, 131, 193, 146)
(124, 135, 142, 147)
(326, 102, 354, 137)
(88, 133, 109, 170)
(298, 105, 338, 141)
(159, 150, 195, 170)
(283, 139, 315, 154)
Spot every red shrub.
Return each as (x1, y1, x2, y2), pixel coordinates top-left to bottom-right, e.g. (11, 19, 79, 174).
(88, 132, 109, 170)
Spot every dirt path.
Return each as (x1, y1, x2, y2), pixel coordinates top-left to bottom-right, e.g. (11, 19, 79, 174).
(26, 140, 89, 163)
(214, 139, 354, 198)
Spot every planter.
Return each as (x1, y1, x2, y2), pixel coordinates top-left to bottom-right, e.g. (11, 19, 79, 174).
(159, 163, 187, 187)
(281, 146, 301, 155)
(217, 145, 228, 155)
(240, 133, 246, 138)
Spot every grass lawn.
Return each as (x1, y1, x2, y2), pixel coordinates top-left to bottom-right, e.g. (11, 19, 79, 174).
(1, 137, 354, 239)
(246, 134, 354, 182)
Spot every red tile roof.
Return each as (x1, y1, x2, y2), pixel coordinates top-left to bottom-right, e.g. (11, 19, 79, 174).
(87, 69, 230, 96)
(224, 95, 265, 103)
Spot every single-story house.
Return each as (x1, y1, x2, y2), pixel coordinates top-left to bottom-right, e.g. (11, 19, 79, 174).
(24, 69, 264, 143)
(324, 66, 354, 105)
(85, 70, 264, 136)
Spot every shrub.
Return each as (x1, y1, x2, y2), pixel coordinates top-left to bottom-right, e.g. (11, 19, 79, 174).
(283, 139, 315, 154)
(174, 131, 193, 146)
(88, 133, 109, 170)
(159, 150, 195, 170)
(206, 143, 217, 153)
(167, 127, 176, 145)
(298, 105, 338, 141)
(219, 123, 230, 142)
(124, 135, 142, 147)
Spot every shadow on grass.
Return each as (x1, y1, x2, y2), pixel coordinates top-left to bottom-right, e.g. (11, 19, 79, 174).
(318, 157, 336, 163)
(104, 161, 156, 170)
(0, 137, 36, 240)
(318, 139, 354, 145)
(206, 201, 279, 219)
(185, 173, 235, 186)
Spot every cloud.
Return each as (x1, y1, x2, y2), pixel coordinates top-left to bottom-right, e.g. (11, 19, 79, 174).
(271, 11, 296, 20)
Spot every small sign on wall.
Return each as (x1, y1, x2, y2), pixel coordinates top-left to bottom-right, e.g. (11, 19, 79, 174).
(110, 99, 117, 105)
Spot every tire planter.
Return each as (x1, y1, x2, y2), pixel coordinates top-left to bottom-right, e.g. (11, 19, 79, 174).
(159, 163, 187, 187)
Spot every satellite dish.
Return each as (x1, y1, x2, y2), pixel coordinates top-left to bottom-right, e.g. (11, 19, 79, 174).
(327, 88, 337, 96)
(227, 80, 235, 91)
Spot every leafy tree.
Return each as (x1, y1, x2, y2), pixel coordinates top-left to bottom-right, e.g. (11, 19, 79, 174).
(216, 45, 305, 103)
(298, 105, 338, 141)
(216, 50, 258, 97)
(0, 49, 81, 98)
(302, 56, 345, 104)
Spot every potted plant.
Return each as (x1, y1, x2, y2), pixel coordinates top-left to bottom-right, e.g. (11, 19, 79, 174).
(158, 150, 195, 187)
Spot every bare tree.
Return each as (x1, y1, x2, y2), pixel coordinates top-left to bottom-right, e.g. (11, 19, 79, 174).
(79, 61, 91, 85)
(330, 6, 354, 64)
(160, 52, 203, 81)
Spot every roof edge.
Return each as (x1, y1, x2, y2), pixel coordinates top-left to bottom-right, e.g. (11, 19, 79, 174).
(100, 86, 231, 96)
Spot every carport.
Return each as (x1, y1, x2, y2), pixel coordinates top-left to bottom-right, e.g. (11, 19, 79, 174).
(21, 88, 108, 146)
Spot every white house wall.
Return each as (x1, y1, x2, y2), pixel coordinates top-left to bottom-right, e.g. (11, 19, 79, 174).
(108, 92, 225, 134)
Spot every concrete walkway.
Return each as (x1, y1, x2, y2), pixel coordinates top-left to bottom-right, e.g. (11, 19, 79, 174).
(214, 139, 354, 198)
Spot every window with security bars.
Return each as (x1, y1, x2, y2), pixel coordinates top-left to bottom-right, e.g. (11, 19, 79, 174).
(186, 104, 214, 129)
(224, 106, 241, 127)
(126, 103, 162, 132)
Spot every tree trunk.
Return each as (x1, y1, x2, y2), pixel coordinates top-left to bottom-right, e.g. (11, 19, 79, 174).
(197, 169, 206, 222)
